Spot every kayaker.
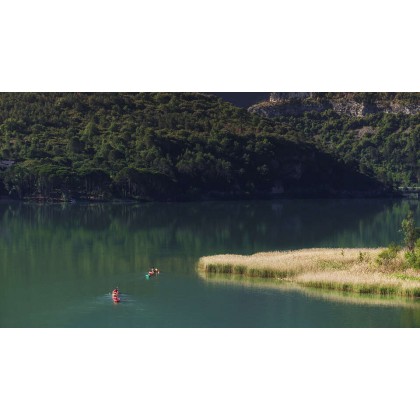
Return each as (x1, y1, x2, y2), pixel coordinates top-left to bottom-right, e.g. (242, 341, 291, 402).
(112, 288, 119, 297)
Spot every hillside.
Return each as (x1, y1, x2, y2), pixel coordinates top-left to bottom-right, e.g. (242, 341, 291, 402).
(0, 93, 384, 201)
(249, 93, 420, 117)
(249, 93, 420, 187)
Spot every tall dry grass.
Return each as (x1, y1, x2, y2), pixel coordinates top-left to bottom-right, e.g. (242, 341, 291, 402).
(197, 248, 420, 297)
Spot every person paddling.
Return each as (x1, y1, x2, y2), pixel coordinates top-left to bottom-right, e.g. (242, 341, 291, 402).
(148, 267, 160, 276)
(111, 287, 120, 303)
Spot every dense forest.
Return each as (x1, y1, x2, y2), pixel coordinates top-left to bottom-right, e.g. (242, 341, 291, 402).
(271, 112, 420, 187)
(251, 93, 420, 187)
(0, 93, 386, 201)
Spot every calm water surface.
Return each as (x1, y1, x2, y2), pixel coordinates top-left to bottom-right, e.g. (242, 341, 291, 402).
(1, 199, 419, 327)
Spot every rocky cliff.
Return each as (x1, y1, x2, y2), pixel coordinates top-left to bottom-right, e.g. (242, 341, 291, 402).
(249, 93, 420, 117)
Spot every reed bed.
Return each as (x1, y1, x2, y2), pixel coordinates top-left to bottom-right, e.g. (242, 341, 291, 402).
(197, 248, 420, 298)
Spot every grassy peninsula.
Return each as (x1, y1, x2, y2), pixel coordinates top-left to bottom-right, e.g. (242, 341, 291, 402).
(197, 248, 420, 297)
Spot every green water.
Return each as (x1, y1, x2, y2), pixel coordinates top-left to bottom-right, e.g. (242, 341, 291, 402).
(0, 199, 419, 327)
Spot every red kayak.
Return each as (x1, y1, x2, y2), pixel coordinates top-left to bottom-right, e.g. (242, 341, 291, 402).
(112, 289, 120, 303)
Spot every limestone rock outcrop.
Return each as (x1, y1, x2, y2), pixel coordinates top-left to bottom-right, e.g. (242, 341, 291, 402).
(249, 93, 420, 117)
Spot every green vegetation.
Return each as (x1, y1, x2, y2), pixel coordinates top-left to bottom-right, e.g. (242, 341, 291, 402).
(0, 93, 383, 200)
(405, 242, 420, 269)
(269, 94, 420, 188)
(376, 243, 401, 268)
(401, 211, 420, 268)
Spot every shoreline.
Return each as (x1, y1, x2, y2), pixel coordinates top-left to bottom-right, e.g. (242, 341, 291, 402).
(0, 189, 413, 204)
(197, 248, 420, 298)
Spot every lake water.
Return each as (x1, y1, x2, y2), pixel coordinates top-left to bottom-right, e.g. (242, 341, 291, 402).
(0, 198, 419, 327)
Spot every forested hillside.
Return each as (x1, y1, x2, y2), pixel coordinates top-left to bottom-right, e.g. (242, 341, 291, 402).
(0, 93, 383, 201)
(250, 93, 420, 187)
(274, 111, 419, 187)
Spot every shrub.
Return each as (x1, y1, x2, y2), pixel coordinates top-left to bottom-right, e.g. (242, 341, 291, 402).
(376, 243, 400, 267)
(358, 251, 368, 263)
(405, 239, 420, 269)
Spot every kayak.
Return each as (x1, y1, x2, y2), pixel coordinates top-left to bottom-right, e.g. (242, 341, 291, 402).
(112, 293, 120, 303)
(145, 269, 160, 280)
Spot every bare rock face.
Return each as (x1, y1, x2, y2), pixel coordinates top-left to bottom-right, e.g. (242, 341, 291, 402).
(269, 92, 312, 102)
(330, 99, 420, 116)
(249, 93, 420, 117)
(249, 100, 325, 117)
